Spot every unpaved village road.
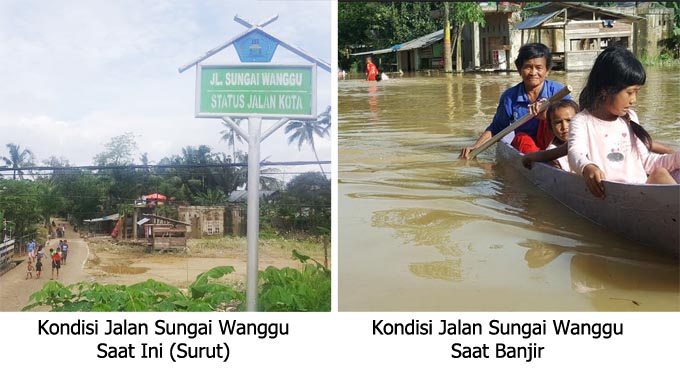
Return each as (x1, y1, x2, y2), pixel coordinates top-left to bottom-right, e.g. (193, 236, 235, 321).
(0, 225, 90, 311)
(0, 223, 315, 311)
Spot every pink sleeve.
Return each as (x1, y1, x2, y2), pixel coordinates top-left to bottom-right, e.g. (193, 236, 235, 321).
(567, 112, 594, 175)
(629, 110, 680, 173)
(641, 145, 680, 173)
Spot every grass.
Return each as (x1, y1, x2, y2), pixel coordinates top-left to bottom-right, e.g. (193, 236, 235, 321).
(640, 54, 680, 67)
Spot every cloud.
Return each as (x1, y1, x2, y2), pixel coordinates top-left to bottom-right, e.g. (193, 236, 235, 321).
(0, 0, 331, 172)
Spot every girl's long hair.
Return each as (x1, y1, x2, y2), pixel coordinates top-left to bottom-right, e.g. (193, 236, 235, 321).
(579, 46, 652, 149)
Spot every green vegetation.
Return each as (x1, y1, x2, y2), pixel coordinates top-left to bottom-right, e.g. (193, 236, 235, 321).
(340, 2, 680, 71)
(339, 2, 485, 72)
(261, 172, 331, 237)
(258, 251, 330, 312)
(1, 143, 34, 180)
(0, 118, 330, 234)
(339, 2, 442, 71)
(286, 106, 331, 177)
(662, 1, 680, 59)
(22, 251, 330, 312)
(2, 114, 331, 312)
(640, 54, 680, 67)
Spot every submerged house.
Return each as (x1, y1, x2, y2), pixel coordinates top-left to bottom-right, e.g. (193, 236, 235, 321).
(350, 28, 450, 72)
(515, 2, 644, 71)
(351, 3, 523, 72)
(349, 2, 672, 73)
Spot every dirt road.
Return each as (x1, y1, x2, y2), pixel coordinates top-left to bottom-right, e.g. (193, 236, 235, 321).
(1, 223, 323, 312)
(0, 225, 90, 311)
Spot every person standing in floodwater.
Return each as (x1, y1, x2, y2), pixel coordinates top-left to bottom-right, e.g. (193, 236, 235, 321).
(365, 56, 378, 81)
(459, 43, 571, 159)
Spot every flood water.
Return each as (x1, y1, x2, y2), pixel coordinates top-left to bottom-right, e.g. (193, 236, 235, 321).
(338, 68, 680, 311)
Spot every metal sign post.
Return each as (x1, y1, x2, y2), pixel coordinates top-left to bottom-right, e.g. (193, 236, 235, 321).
(246, 117, 261, 312)
(180, 14, 328, 311)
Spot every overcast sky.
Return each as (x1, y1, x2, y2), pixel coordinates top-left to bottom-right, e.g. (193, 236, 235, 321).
(0, 0, 332, 181)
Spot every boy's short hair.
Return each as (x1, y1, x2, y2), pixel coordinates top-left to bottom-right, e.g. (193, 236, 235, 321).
(547, 99, 579, 124)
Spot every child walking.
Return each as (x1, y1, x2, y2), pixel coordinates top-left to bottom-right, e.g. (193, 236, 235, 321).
(26, 260, 34, 280)
(35, 259, 42, 279)
(567, 46, 680, 198)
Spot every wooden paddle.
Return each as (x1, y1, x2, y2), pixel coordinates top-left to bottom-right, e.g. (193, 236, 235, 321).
(468, 85, 573, 159)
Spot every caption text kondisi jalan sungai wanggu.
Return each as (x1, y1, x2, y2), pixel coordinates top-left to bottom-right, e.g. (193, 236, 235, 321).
(37, 319, 287, 361)
(372, 319, 623, 363)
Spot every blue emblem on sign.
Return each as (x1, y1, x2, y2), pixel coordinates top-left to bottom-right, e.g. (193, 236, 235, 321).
(234, 29, 279, 62)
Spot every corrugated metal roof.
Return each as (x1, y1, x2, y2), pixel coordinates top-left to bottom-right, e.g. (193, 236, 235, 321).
(84, 213, 119, 223)
(351, 48, 394, 56)
(397, 28, 447, 52)
(351, 28, 450, 56)
(514, 10, 563, 30)
(524, 2, 643, 21)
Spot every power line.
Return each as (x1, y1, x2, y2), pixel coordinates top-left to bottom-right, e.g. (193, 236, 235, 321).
(0, 161, 331, 172)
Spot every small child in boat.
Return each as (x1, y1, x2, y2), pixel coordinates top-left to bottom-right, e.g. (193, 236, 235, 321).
(522, 99, 578, 171)
(568, 46, 680, 198)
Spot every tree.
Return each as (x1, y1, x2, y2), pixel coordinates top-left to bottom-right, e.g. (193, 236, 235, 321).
(93, 132, 138, 166)
(219, 119, 246, 161)
(35, 179, 65, 229)
(52, 170, 107, 222)
(285, 106, 331, 178)
(338, 2, 440, 71)
(139, 152, 151, 167)
(262, 172, 331, 235)
(2, 143, 35, 180)
(0, 179, 42, 239)
(450, 2, 486, 72)
(230, 152, 283, 191)
(195, 188, 228, 206)
(42, 156, 70, 168)
(664, 2, 680, 58)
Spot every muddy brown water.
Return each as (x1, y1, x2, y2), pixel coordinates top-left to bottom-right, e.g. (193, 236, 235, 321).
(338, 68, 680, 311)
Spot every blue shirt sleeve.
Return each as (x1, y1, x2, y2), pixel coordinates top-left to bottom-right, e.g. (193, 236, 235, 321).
(485, 84, 518, 136)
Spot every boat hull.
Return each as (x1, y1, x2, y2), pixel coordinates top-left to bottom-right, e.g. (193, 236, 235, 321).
(496, 142, 680, 256)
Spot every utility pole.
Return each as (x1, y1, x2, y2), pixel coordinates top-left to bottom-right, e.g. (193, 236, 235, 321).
(456, 23, 463, 73)
(443, 3, 452, 73)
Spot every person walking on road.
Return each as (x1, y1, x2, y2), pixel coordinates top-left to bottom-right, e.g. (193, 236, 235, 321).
(51, 248, 61, 280)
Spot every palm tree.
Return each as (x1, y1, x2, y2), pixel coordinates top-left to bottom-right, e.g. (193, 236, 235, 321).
(284, 106, 331, 178)
(219, 119, 246, 161)
(195, 188, 228, 206)
(231, 152, 283, 191)
(2, 143, 34, 180)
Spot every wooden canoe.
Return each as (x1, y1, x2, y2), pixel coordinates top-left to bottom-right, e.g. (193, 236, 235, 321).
(495, 141, 680, 256)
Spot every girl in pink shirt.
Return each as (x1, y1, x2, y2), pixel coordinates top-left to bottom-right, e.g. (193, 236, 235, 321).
(568, 46, 680, 198)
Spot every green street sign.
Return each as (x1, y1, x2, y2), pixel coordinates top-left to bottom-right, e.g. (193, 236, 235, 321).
(196, 64, 316, 119)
